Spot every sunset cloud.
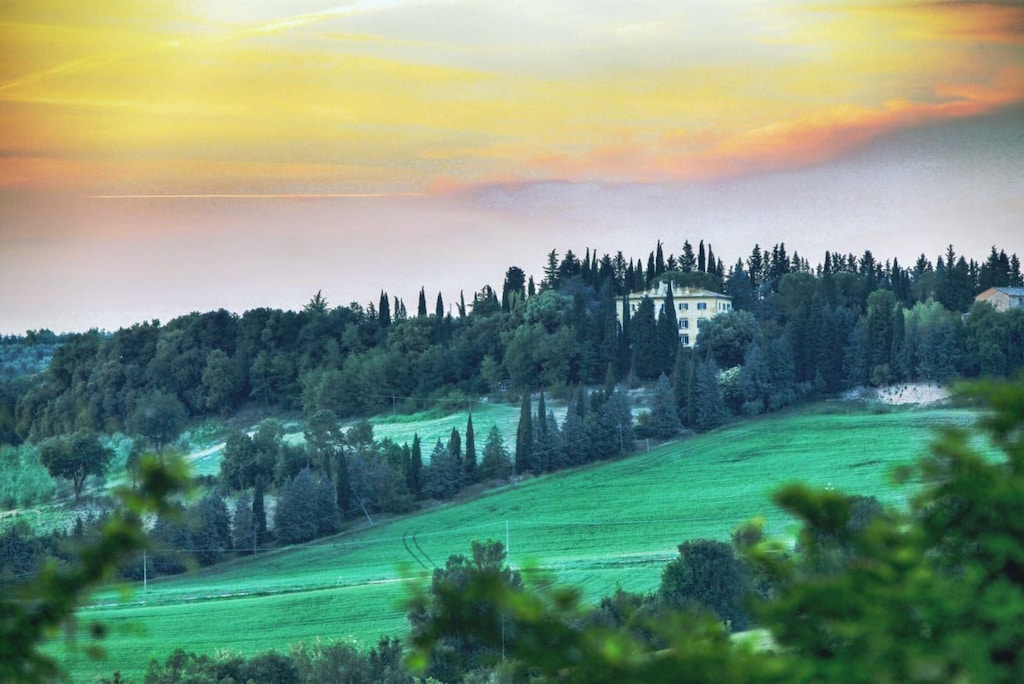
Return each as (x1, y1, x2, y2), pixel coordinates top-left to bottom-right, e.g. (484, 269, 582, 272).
(0, 0, 1021, 193)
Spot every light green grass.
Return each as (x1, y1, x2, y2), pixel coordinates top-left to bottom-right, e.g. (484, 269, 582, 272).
(56, 404, 979, 680)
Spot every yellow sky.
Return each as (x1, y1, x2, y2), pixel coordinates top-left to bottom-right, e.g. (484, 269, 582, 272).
(2, 0, 1022, 195)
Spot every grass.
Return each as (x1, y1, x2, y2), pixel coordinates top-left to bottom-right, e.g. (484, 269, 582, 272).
(53, 403, 979, 680)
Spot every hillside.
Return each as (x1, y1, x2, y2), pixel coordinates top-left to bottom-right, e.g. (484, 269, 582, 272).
(54, 402, 978, 680)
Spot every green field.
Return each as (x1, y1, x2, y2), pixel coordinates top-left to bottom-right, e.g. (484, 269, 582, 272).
(56, 403, 978, 681)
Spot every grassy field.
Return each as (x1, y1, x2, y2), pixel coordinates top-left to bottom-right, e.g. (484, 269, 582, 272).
(55, 402, 978, 680)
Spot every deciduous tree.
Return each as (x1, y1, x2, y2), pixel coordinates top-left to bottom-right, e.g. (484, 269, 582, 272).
(38, 431, 112, 500)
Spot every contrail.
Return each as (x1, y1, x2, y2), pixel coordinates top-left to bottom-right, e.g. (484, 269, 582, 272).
(88, 192, 427, 199)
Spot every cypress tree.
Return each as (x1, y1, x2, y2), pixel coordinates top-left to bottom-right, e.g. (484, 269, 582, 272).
(631, 297, 660, 380)
(657, 284, 679, 376)
(418, 287, 428, 317)
(698, 240, 706, 273)
(449, 427, 461, 460)
(378, 290, 391, 328)
(232, 490, 255, 556)
(253, 477, 268, 547)
(408, 434, 423, 498)
(464, 415, 477, 482)
(515, 394, 533, 476)
(535, 391, 549, 472)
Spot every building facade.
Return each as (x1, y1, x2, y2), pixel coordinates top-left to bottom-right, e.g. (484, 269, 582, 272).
(619, 282, 732, 347)
(975, 287, 1024, 312)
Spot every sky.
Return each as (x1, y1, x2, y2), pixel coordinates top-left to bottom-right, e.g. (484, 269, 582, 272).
(1, 0, 1023, 333)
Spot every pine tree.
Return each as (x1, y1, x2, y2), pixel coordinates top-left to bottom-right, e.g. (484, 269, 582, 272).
(680, 240, 696, 272)
(315, 475, 340, 536)
(646, 373, 683, 439)
(480, 425, 511, 480)
(692, 360, 728, 430)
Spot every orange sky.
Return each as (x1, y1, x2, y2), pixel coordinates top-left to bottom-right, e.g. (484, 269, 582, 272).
(1, 1, 1023, 332)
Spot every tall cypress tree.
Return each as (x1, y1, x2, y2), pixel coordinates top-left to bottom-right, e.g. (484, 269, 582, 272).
(464, 415, 477, 482)
(408, 434, 423, 498)
(698, 240, 707, 273)
(515, 394, 533, 476)
(448, 427, 461, 461)
(657, 284, 679, 376)
(535, 392, 549, 472)
(253, 477, 268, 547)
(418, 287, 428, 317)
(631, 297, 660, 380)
(378, 290, 391, 328)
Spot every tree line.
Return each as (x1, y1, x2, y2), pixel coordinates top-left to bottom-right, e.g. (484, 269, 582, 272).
(5, 240, 1020, 449)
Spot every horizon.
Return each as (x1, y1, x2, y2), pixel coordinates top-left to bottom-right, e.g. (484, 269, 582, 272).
(2, 1, 1022, 334)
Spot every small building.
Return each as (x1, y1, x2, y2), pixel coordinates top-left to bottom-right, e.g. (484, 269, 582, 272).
(619, 282, 732, 347)
(975, 287, 1024, 312)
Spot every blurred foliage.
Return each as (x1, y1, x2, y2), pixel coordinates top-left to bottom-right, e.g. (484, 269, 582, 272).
(0, 455, 191, 682)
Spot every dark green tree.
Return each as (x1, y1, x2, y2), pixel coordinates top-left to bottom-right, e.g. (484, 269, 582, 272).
(407, 434, 423, 498)
(479, 425, 511, 480)
(193, 491, 231, 566)
(38, 431, 113, 500)
(658, 539, 750, 631)
(334, 450, 353, 519)
(253, 477, 268, 547)
(514, 393, 533, 476)
(464, 414, 477, 482)
(631, 297, 661, 380)
(691, 360, 728, 431)
(275, 468, 319, 544)
(127, 391, 187, 455)
(232, 490, 256, 556)
(417, 287, 428, 317)
(642, 373, 683, 439)
(407, 540, 522, 682)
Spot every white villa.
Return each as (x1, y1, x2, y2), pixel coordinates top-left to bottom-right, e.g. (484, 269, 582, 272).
(619, 281, 733, 347)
